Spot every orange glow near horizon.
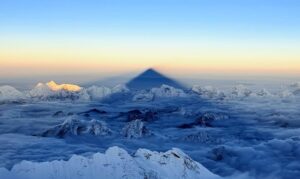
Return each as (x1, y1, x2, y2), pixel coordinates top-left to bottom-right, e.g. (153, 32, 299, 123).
(0, 37, 299, 78)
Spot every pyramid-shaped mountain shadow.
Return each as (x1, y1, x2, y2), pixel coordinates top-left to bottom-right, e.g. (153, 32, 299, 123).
(126, 68, 186, 90)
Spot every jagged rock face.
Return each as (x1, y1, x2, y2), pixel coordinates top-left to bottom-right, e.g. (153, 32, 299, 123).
(121, 119, 150, 138)
(87, 119, 112, 136)
(134, 148, 220, 179)
(0, 146, 221, 179)
(41, 116, 112, 137)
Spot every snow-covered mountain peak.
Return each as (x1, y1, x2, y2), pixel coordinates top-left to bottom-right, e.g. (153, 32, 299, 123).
(0, 146, 221, 179)
(0, 85, 25, 102)
(46, 81, 82, 92)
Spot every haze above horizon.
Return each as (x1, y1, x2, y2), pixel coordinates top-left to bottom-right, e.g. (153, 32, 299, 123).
(0, 0, 300, 79)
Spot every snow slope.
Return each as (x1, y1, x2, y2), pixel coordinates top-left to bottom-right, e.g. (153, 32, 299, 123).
(0, 146, 221, 179)
(0, 85, 25, 103)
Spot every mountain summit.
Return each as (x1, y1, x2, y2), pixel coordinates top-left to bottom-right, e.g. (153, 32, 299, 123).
(126, 68, 185, 90)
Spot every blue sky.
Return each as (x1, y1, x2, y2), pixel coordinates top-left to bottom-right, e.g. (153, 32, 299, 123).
(1, 0, 299, 38)
(0, 0, 299, 79)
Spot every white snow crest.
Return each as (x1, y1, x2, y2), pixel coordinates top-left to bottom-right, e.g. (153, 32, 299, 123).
(0, 146, 221, 179)
(0, 85, 25, 103)
(42, 116, 112, 137)
(192, 85, 225, 99)
(151, 84, 187, 98)
(27, 81, 129, 101)
(132, 84, 187, 101)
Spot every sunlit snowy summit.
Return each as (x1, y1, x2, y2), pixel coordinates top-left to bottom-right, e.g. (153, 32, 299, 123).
(45, 80, 82, 92)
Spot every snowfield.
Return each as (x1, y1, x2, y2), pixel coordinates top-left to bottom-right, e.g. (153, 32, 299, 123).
(0, 146, 221, 179)
(0, 80, 300, 179)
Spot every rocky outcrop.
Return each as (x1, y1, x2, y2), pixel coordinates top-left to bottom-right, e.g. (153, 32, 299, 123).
(41, 116, 112, 137)
(121, 119, 150, 138)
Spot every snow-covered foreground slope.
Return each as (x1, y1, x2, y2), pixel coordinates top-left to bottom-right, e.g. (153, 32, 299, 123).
(0, 146, 221, 179)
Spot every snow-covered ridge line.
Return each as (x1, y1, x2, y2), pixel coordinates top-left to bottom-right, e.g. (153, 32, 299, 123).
(0, 146, 221, 179)
(1, 81, 300, 103)
(46, 81, 82, 92)
(191, 83, 300, 99)
(28, 81, 129, 101)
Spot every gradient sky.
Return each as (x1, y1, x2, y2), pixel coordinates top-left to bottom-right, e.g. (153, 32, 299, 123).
(0, 0, 300, 80)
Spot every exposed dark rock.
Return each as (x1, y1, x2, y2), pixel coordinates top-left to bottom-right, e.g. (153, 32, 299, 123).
(121, 119, 150, 138)
(41, 116, 112, 138)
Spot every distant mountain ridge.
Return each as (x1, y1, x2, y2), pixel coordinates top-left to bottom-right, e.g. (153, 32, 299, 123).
(126, 68, 186, 90)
